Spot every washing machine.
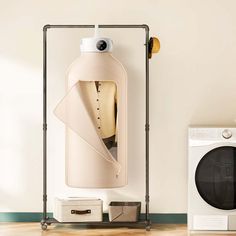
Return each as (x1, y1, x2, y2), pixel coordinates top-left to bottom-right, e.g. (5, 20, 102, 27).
(188, 127, 236, 232)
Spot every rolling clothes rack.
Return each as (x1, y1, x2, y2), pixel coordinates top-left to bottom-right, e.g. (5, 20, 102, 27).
(41, 24, 152, 231)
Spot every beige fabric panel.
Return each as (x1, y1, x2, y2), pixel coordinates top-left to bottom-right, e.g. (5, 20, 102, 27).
(65, 129, 125, 188)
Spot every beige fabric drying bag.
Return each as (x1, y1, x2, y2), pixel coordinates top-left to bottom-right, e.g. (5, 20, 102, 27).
(54, 52, 127, 188)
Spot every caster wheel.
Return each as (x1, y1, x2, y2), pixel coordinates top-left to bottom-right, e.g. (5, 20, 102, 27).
(41, 223, 47, 231)
(146, 225, 151, 231)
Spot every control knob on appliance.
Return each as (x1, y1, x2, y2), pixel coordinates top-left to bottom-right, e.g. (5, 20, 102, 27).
(222, 129, 232, 139)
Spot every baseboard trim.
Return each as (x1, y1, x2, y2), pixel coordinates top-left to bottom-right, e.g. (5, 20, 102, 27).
(0, 213, 187, 223)
(146, 213, 187, 224)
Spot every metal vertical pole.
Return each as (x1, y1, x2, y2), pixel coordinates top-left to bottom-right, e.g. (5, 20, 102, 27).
(144, 26, 150, 223)
(43, 26, 48, 221)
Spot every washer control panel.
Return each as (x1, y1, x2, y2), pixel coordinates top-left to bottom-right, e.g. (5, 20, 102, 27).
(188, 127, 236, 142)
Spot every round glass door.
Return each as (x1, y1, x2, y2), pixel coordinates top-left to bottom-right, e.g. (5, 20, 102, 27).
(195, 146, 236, 210)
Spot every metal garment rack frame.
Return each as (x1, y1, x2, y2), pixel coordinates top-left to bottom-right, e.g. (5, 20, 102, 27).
(41, 24, 151, 231)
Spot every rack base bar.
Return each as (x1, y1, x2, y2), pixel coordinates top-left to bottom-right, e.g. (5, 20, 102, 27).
(41, 218, 151, 231)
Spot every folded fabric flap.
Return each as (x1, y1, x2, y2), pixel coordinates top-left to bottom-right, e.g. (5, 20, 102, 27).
(54, 82, 121, 172)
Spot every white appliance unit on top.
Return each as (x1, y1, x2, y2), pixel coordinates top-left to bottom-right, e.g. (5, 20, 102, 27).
(188, 127, 236, 232)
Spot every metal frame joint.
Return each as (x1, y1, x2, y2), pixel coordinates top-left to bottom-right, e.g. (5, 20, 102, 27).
(43, 24, 51, 32)
(43, 124, 47, 131)
(43, 194, 47, 202)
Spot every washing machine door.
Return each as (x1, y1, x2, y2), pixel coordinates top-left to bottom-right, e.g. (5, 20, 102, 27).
(195, 146, 236, 210)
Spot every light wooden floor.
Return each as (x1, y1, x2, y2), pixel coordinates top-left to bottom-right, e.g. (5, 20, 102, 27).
(0, 223, 235, 236)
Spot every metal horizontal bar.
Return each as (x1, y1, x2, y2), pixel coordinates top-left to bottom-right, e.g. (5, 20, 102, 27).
(43, 24, 149, 31)
(45, 217, 149, 227)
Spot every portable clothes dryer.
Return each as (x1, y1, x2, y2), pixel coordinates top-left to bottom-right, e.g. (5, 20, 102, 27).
(188, 127, 236, 232)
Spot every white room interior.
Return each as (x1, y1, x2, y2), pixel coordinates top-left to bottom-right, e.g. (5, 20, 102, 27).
(1, 0, 236, 222)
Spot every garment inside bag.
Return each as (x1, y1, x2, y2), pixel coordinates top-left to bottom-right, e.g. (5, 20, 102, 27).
(79, 81, 118, 159)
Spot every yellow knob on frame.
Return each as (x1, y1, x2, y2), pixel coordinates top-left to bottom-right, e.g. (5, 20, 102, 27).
(148, 37, 160, 59)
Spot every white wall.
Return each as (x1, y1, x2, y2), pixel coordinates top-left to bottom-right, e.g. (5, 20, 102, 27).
(1, 0, 236, 213)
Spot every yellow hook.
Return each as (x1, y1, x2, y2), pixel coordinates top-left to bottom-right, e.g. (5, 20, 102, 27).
(148, 37, 160, 59)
